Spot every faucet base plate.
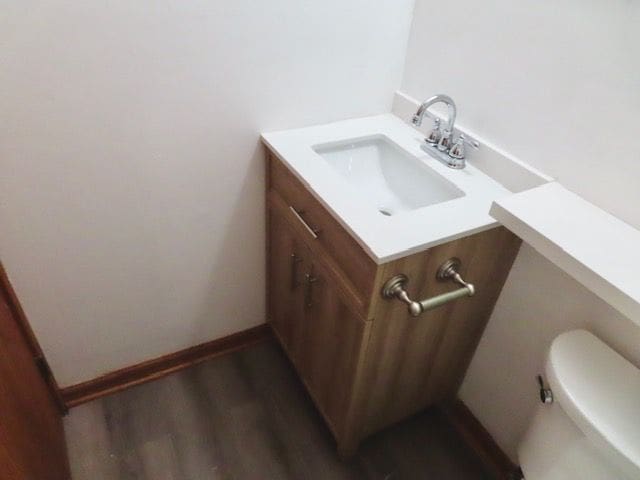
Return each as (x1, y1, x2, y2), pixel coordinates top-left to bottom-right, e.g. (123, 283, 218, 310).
(420, 143, 466, 169)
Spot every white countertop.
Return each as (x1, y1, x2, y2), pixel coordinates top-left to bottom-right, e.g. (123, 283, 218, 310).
(262, 114, 512, 263)
(491, 182, 640, 326)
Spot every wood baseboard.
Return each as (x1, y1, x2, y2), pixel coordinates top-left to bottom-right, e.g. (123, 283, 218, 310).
(61, 324, 272, 408)
(440, 399, 520, 480)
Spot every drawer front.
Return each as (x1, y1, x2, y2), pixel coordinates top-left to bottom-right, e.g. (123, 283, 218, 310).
(268, 154, 377, 308)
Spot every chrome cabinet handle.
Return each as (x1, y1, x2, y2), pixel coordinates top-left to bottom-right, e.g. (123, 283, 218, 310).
(289, 206, 321, 239)
(381, 258, 475, 317)
(290, 253, 303, 290)
(304, 272, 318, 309)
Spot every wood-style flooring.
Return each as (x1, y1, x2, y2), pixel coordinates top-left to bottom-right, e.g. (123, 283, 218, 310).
(64, 340, 490, 479)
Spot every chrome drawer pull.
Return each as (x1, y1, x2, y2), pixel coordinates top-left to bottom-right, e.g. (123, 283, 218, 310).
(289, 206, 320, 239)
(381, 258, 475, 317)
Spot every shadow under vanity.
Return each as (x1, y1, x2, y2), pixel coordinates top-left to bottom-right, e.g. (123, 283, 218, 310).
(263, 115, 522, 455)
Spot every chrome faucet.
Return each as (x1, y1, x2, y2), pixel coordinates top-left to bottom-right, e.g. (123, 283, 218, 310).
(412, 94, 456, 129)
(411, 94, 474, 169)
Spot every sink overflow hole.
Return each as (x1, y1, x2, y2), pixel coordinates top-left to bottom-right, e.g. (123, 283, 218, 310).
(378, 208, 393, 217)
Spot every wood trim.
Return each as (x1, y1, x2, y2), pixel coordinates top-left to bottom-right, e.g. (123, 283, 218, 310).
(0, 262, 68, 414)
(62, 324, 272, 408)
(440, 399, 520, 480)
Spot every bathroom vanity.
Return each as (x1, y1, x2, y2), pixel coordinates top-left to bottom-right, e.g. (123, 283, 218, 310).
(262, 114, 522, 455)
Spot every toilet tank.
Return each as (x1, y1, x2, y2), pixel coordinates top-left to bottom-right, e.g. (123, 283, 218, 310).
(518, 330, 640, 480)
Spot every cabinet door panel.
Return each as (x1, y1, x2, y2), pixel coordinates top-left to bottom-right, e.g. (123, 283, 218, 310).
(297, 259, 368, 437)
(268, 205, 369, 443)
(267, 208, 306, 358)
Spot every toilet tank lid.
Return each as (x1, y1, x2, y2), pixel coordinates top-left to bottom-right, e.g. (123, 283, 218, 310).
(547, 330, 640, 471)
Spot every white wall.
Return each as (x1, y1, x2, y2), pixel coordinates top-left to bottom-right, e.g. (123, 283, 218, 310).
(0, 0, 415, 386)
(401, 0, 640, 461)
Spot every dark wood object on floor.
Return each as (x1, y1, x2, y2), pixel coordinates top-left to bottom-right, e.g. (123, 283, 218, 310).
(266, 151, 522, 455)
(61, 323, 271, 408)
(0, 262, 71, 479)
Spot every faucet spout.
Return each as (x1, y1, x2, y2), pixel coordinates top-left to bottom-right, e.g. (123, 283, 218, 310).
(411, 94, 457, 133)
(411, 93, 474, 169)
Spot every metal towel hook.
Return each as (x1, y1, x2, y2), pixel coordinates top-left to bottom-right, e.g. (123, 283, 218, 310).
(381, 258, 475, 317)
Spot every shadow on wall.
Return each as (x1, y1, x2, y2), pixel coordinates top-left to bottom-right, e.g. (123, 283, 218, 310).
(459, 243, 640, 461)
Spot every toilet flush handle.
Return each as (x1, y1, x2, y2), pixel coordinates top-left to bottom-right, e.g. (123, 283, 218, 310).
(537, 375, 554, 404)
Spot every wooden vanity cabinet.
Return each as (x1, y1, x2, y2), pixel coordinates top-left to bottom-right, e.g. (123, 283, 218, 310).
(268, 204, 370, 441)
(266, 152, 522, 455)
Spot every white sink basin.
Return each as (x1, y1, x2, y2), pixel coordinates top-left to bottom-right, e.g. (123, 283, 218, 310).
(313, 135, 464, 216)
(262, 114, 513, 263)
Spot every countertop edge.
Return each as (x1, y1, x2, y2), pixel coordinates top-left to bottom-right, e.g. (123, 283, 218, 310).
(262, 137, 502, 265)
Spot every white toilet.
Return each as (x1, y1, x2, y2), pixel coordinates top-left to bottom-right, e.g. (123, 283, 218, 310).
(518, 329, 640, 479)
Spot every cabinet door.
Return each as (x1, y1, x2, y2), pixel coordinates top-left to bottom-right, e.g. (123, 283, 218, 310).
(0, 264, 70, 479)
(296, 258, 369, 439)
(268, 205, 369, 445)
(267, 206, 306, 359)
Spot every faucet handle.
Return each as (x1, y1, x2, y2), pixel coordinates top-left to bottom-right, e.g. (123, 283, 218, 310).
(437, 129, 452, 152)
(425, 118, 442, 145)
(448, 135, 466, 159)
(449, 134, 480, 158)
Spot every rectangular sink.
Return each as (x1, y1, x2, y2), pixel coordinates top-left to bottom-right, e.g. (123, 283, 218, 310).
(313, 135, 464, 216)
(263, 114, 517, 262)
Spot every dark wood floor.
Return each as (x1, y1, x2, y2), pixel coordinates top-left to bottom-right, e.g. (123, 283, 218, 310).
(64, 340, 490, 479)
